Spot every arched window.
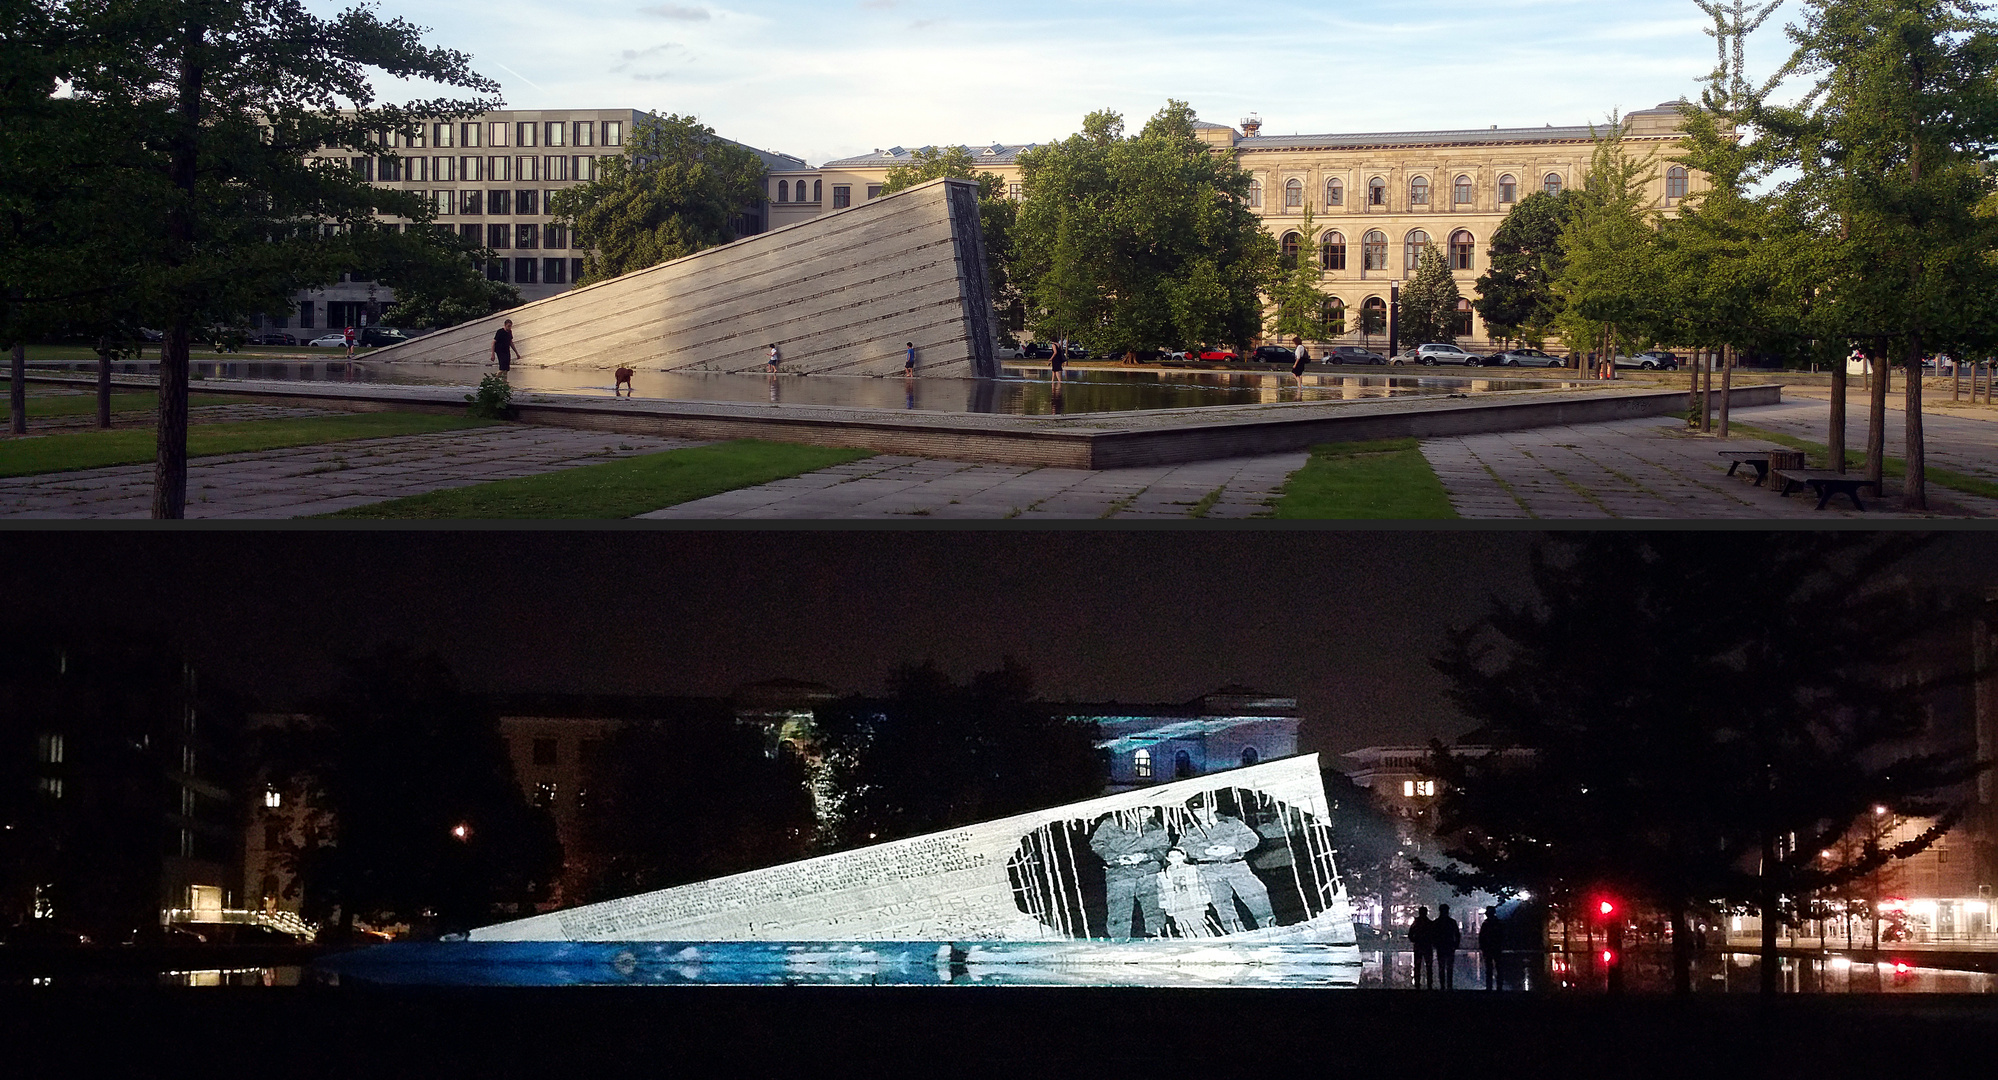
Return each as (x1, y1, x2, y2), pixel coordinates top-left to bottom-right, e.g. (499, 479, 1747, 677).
(1667, 165, 1689, 201)
(1454, 175, 1473, 205)
(1174, 749, 1194, 780)
(1362, 295, 1387, 334)
(1284, 178, 1303, 209)
(1453, 298, 1473, 337)
(1368, 176, 1386, 207)
(1134, 748, 1152, 780)
(1281, 231, 1301, 266)
(1362, 230, 1387, 270)
(1498, 174, 1517, 203)
(1451, 230, 1475, 271)
(777, 179, 789, 202)
(813, 179, 822, 202)
(1404, 229, 1430, 271)
(1410, 176, 1430, 205)
(1247, 179, 1263, 208)
(1544, 172, 1564, 195)
(1320, 231, 1346, 271)
(1241, 747, 1260, 767)
(1326, 178, 1343, 206)
(1323, 296, 1345, 331)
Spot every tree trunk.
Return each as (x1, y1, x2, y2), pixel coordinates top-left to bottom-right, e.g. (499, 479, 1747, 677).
(1702, 350, 1714, 431)
(1829, 349, 1848, 473)
(97, 348, 112, 428)
(8, 339, 23, 435)
(1719, 344, 1734, 438)
(1905, 332, 1926, 510)
(1866, 337, 1887, 493)
(1760, 832, 1779, 997)
(1688, 349, 1702, 425)
(1671, 903, 1693, 997)
(154, 17, 206, 519)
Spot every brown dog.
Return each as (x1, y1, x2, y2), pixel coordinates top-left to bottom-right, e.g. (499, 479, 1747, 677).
(613, 366, 635, 394)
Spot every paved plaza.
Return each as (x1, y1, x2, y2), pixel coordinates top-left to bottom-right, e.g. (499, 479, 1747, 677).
(4, 391, 1995, 519)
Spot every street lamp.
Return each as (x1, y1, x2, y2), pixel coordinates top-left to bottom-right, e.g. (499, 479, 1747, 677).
(451, 822, 471, 841)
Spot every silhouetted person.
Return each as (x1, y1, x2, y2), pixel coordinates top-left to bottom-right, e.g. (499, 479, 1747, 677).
(1409, 906, 1436, 989)
(490, 319, 519, 373)
(1479, 905, 1505, 990)
(1435, 904, 1462, 989)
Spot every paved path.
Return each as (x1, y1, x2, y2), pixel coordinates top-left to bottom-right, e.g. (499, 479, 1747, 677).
(1421, 400, 1998, 519)
(0, 426, 698, 519)
(639, 453, 1307, 519)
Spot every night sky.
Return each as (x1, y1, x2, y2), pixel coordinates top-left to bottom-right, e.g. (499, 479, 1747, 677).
(5, 530, 1989, 758)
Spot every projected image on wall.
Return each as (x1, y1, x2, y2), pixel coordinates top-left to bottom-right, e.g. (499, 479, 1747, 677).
(1005, 786, 1341, 941)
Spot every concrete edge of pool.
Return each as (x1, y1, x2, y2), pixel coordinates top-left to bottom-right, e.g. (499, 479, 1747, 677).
(22, 374, 1781, 470)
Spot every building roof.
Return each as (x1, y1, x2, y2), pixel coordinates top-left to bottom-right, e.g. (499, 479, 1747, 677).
(1228, 103, 1689, 153)
(810, 143, 1038, 170)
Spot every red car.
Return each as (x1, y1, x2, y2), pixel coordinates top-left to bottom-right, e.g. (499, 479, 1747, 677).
(1196, 348, 1239, 362)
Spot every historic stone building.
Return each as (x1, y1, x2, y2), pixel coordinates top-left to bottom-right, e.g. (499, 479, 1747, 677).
(765, 104, 1706, 349)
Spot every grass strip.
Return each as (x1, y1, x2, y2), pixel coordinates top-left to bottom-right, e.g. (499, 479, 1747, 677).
(1269, 437, 1459, 519)
(1730, 423, 1998, 501)
(0, 412, 492, 478)
(0, 391, 248, 418)
(319, 439, 876, 519)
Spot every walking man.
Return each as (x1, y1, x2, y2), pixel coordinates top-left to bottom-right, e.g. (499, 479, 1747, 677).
(489, 319, 520, 374)
(1435, 903, 1462, 990)
(1409, 906, 1436, 989)
(1479, 905, 1505, 990)
(904, 342, 917, 375)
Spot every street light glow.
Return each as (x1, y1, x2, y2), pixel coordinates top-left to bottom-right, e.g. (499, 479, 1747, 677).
(451, 823, 470, 840)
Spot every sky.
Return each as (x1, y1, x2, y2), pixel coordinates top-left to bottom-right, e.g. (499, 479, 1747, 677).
(348, 0, 1803, 167)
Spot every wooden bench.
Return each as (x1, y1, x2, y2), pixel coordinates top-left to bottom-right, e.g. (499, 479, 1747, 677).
(1717, 449, 1780, 486)
(1773, 468, 1874, 511)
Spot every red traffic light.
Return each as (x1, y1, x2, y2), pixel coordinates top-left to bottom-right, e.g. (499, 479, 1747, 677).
(1602, 949, 1615, 964)
(1598, 899, 1616, 917)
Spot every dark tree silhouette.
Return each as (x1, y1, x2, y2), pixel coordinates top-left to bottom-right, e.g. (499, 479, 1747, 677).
(1424, 534, 1987, 995)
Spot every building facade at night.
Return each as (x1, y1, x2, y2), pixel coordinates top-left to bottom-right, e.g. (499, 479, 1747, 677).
(1066, 686, 1301, 794)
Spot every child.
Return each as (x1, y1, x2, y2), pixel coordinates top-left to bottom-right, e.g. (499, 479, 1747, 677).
(1155, 848, 1214, 937)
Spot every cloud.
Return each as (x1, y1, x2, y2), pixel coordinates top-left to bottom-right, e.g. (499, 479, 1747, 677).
(609, 43, 684, 74)
(639, 4, 710, 19)
(909, 18, 942, 29)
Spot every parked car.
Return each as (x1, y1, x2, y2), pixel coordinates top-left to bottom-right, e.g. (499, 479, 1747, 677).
(358, 327, 409, 348)
(1251, 345, 1298, 364)
(1613, 350, 1680, 370)
(1491, 348, 1567, 368)
(251, 332, 298, 346)
(1015, 342, 1054, 359)
(139, 327, 164, 342)
(1325, 345, 1389, 364)
(1195, 347, 1240, 363)
(1391, 343, 1481, 366)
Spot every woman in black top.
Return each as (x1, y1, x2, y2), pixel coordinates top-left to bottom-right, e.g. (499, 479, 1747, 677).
(1050, 340, 1066, 385)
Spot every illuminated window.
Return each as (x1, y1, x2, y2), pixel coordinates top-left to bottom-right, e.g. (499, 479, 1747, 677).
(1498, 174, 1517, 203)
(534, 781, 558, 808)
(37, 777, 62, 799)
(1134, 748, 1152, 779)
(264, 788, 282, 809)
(1402, 779, 1437, 797)
(36, 733, 62, 764)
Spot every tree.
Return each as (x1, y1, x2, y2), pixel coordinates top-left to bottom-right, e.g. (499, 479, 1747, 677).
(1320, 765, 1440, 937)
(1356, 301, 1386, 347)
(265, 647, 561, 936)
(35, 0, 504, 518)
(1267, 207, 1339, 342)
(548, 112, 769, 286)
(1013, 101, 1279, 352)
(1763, 0, 1998, 509)
(380, 272, 522, 332)
(1551, 122, 1668, 362)
(813, 660, 1104, 849)
(1397, 240, 1462, 346)
(577, 708, 817, 903)
(1425, 534, 1986, 995)
(879, 146, 1024, 345)
(1471, 190, 1577, 346)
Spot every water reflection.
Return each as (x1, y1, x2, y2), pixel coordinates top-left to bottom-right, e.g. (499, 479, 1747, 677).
(1360, 950, 1996, 993)
(30, 360, 1577, 416)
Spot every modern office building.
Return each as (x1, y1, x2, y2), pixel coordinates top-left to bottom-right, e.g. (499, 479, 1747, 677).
(280, 109, 803, 336)
(762, 104, 1706, 349)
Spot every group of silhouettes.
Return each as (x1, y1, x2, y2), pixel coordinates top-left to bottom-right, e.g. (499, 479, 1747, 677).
(1407, 903, 1508, 990)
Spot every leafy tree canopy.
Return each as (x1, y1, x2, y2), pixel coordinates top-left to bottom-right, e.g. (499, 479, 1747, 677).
(548, 112, 769, 285)
(1471, 190, 1576, 345)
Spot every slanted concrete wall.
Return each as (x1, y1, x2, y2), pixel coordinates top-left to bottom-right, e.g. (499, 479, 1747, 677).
(374, 178, 997, 378)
